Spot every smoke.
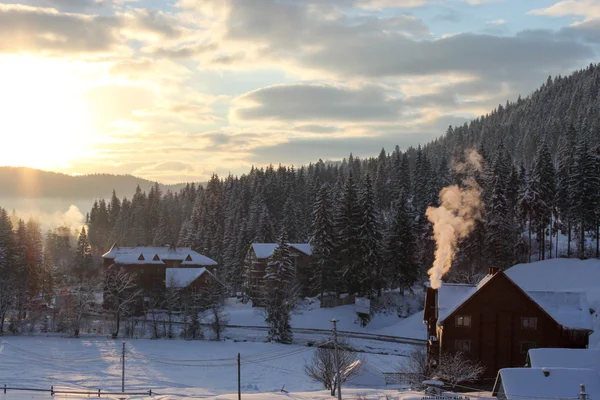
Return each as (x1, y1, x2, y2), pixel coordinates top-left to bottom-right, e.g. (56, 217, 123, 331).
(12, 204, 85, 232)
(426, 149, 484, 289)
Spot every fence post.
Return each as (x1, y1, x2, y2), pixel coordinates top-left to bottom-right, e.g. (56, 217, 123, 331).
(237, 352, 241, 400)
(98, 388, 101, 397)
(580, 384, 588, 400)
(50, 385, 54, 396)
(122, 341, 126, 393)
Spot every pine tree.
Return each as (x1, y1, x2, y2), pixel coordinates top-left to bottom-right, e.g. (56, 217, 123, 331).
(356, 174, 381, 297)
(375, 148, 390, 210)
(263, 228, 297, 344)
(334, 170, 362, 294)
(570, 135, 600, 258)
(529, 142, 555, 260)
(310, 184, 337, 296)
(73, 227, 94, 282)
(384, 193, 419, 291)
(555, 128, 576, 257)
(485, 174, 515, 269)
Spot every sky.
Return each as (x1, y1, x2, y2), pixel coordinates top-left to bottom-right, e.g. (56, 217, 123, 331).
(0, 0, 598, 183)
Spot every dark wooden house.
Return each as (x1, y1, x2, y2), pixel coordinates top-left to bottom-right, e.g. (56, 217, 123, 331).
(424, 267, 592, 380)
(245, 243, 312, 304)
(102, 244, 218, 293)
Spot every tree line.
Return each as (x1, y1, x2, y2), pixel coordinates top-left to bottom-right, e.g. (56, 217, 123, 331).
(2, 62, 600, 338)
(84, 64, 600, 299)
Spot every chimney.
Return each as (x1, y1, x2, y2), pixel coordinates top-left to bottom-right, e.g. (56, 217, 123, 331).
(542, 368, 550, 377)
(489, 266, 499, 276)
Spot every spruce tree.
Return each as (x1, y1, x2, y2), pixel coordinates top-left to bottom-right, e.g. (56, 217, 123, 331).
(384, 193, 419, 291)
(356, 174, 381, 297)
(73, 227, 94, 282)
(334, 170, 362, 294)
(310, 184, 336, 296)
(529, 142, 555, 260)
(263, 228, 297, 344)
(570, 135, 600, 258)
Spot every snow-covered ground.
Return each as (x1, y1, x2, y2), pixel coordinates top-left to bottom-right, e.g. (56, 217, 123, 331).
(225, 297, 426, 339)
(0, 336, 416, 399)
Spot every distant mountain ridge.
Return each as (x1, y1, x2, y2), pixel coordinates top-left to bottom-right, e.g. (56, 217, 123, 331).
(0, 167, 191, 199)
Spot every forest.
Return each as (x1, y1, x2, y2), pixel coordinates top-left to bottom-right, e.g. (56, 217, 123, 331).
(0, 63, 600, 335)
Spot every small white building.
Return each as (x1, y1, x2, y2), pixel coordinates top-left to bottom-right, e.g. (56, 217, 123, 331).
(493, 367, 600, 400)
(527, 348, 600, 374)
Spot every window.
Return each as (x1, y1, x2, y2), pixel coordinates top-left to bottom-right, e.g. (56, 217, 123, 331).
(521, 317, 537, 330)
(520, 342, 536, 354)
(456, 315, 471, 327)
(455, 340, 471, 353)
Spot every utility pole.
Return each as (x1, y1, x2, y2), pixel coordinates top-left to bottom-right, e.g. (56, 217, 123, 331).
(332, 319, 342, 400)
(122, 341, 126, 393)
(237, 352, 241, 400)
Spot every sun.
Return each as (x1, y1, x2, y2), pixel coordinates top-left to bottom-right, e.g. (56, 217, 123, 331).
(0, 55, 96, 170)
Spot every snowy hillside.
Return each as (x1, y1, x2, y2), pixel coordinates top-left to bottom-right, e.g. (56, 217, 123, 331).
(225, 296, 426, 339)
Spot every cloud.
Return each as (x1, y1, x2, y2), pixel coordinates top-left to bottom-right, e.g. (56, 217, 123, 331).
(0, 4, 121, 54)
(5, 0, 111, 13)
(301, 31, 591, 78)
(231, 84, 403, 123)
(561, 18, 600, 43)
(486, 19, 506, 25)
(0, 4, 188, 56)
(141, 161, 195, 172)
(529, 1, 600, 18)
(142, 42, 218, 58)
(291, 124, 342, 133)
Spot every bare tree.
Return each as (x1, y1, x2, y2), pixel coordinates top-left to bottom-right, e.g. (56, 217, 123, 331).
(163, 277, 181, 339)
(200, 276, 229, 341)
(304, 341, 364, 396)
(104, 265, 142, 338)
(0, 277, 15, 335)
(143, 289, 164, 339)
(397, 347, 433, 390)
(435, 351, 485, 389)
(68, 277, 102, 338)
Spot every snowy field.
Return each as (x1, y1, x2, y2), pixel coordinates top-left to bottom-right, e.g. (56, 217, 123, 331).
(0, 336, 416, 399)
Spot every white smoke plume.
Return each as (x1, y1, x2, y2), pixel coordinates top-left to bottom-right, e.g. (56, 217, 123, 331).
(12, 205, 85, 232)
(426, 149, 484, 289)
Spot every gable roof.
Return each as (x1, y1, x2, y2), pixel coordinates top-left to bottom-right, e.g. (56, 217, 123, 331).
(506, 258, 600, 305)
(526, 291, 592, 330)
(166, 268, 207, 288)
(493, 368, 600, 400)
(251, 243, 312, 259)
(102, 245, 217, 266)
(435, 283, 477, 323)
(436, 272, 592, 330)
(528, 349, 600, 373)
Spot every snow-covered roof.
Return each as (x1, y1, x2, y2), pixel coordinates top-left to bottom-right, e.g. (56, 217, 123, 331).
(166, 268, 207, 288)
(435, 283, 477, 323)
(435, 272, 592, 330)
(102, 245, 217, 266)
(528, 349, 600, 373)
(506, 258, 600, 306)
(494, 368, 600, 400)
(251, 243, 312, 259)
(526, 291, 592, 330)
